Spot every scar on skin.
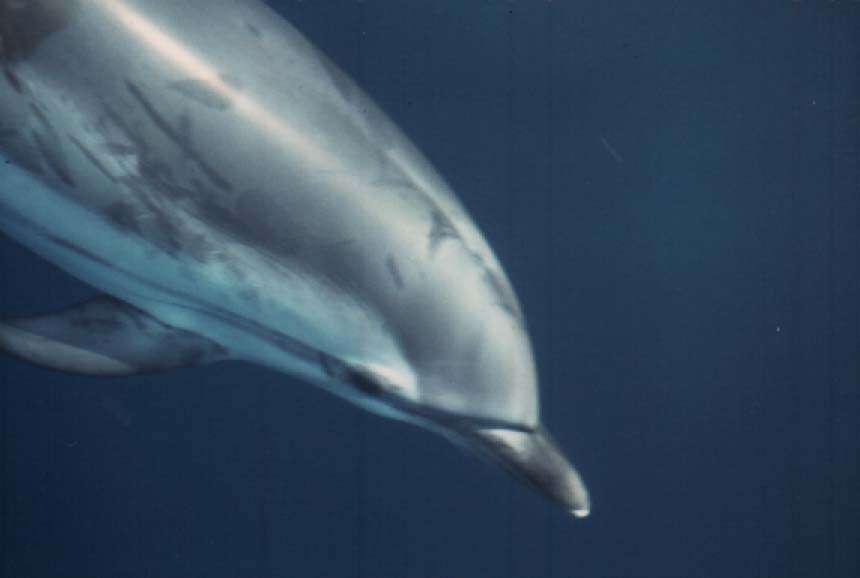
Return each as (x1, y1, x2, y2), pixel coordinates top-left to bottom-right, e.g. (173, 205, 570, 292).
(385, 255, 405, 289)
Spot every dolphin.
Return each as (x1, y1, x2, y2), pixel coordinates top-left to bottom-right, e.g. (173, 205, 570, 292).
(0, 0, 589, 517)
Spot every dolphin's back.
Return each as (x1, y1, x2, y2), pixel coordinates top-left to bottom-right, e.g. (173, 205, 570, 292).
(3, 0, 481, 254)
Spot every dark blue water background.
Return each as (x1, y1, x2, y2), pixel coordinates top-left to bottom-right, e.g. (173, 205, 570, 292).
(2, 1, 858, 576)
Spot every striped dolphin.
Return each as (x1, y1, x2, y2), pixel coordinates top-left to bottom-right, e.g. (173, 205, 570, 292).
(0, 0, 589, 517)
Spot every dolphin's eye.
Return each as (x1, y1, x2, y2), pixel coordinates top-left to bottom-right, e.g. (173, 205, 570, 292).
(347, 367, 385, 396)
(320, 354, 388, 397)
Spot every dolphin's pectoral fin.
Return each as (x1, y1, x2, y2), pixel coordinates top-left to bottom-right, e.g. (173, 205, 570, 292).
(0, 296, 227, 376)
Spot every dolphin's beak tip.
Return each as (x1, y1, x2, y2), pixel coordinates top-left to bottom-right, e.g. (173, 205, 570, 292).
(460, 424, 590, 516)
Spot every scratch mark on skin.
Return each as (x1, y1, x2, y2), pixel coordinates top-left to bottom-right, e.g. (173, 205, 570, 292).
(28, 102, 51, 129)
(103, 202, 143, 235)
(3, 66, 23, 93)
(101, 105, 149, 157)
(100, 104, 235, 261)
(427, 208, 459, 253)
(28, 103, 76, 186)
(482, 269, 522, 320)
(385, 255, 405, 289)
(125, 81, 233, 192)
(68, 135, 117, 183)
(600, 136, 623, 164)
(245, 23, 262, 39)
(32, 132, 75, 187)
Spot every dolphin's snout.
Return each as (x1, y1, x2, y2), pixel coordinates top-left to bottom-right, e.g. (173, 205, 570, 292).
(464, 425, 590, 518)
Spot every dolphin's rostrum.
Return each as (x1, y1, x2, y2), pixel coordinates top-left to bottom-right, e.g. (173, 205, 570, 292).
(0, 0, 589, 517)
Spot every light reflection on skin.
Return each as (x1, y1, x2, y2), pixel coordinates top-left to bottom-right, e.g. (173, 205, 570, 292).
(96, 0, 450, 232)
(98, 0, 342, 174)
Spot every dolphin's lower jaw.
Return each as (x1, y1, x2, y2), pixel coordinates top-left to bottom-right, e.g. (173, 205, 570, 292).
(452, 426, 591, 518)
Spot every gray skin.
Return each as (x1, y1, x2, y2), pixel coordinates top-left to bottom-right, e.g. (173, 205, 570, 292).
(0, 0, 589, 516)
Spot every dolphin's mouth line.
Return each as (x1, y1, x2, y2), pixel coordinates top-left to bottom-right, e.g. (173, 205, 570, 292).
(392, 402, 538, 434)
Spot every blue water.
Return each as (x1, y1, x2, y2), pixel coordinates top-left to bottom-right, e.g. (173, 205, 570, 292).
(2, 1, 858, 577)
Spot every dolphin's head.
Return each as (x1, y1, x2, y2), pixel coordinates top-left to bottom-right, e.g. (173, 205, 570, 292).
(324, 239, 591, 517)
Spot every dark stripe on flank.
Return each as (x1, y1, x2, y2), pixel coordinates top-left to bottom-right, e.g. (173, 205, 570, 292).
(69, 135, 117, 183)
(3, 66, 22, 93)
(28, 103, 76, 187)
